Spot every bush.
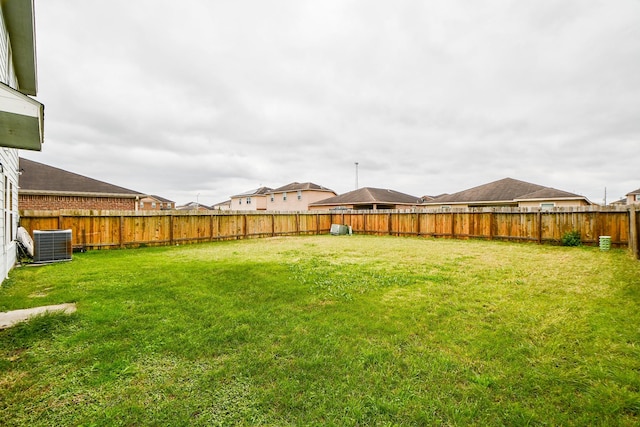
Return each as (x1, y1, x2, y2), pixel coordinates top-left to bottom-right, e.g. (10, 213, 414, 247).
(561, 230, 581, 246)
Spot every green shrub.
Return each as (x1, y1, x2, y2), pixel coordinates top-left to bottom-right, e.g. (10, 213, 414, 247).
(561, 230, 581, 246)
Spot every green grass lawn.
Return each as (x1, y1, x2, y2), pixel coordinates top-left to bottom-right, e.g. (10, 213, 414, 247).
(1, 235, 639, 426)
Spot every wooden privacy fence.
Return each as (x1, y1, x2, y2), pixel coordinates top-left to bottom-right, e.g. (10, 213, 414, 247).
(18, 206, 640, 258)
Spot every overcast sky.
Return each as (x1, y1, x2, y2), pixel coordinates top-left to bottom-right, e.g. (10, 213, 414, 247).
(24, 0, 640, 206)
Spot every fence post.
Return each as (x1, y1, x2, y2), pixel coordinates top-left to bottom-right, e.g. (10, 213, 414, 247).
(488, 211, 494, 240)
(169, 214, 174, 246)
(119, 215, 125, 249)
(537, 211, 542, 245)
(243, 214, 247, 239)
(451, 212, 455, 239)
(630, 206, 639, 259)
(209, 214, 214, 241)
(271, 214, 276, 237)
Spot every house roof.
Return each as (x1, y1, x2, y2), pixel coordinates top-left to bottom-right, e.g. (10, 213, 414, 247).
(231, 186, 273, 198)
(211, 200, 231, 207)
(514, 187, 588, 201)
(626, 188, 640, 196)
(176, 201, 211, 210)
(271, 182, 335, 193)
(426, 177, 590, 205)
(310, 187, 421, 206)
(19, 157, 144, 197)
(145, 195, 174, 203)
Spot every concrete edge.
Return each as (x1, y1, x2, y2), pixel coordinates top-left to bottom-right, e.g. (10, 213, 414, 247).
(0, 303, 77, 330)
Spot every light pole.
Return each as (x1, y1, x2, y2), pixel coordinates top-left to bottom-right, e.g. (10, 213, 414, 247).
(355, 162, 359, 190)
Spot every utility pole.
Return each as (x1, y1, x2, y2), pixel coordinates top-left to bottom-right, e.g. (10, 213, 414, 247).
(355, 162, 359, 190)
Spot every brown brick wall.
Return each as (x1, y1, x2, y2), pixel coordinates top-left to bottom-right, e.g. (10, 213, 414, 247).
(19, 195, 137, 211)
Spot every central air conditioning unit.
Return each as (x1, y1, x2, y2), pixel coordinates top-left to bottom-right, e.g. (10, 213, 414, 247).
(33, 229, 72, 263)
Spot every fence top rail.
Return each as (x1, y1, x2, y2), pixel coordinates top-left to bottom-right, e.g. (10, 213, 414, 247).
(19, 205, 637, 218)
(17, 209, 337, 217)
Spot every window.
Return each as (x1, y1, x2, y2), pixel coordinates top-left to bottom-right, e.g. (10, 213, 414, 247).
(152, 202, 156, 209)
(270, 194, 274, 202)
(140, 200, 144, 208)
(4, 180, 14, 243)
(540, 203, 555, 211)
(297, 190, 302, 200)
(238, 199, 242, 205)
(283, 192, 287, 201)
(3, 175, 6, 245)
(246, 197, 251, 204)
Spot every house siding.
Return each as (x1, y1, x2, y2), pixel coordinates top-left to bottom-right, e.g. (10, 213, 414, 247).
(0, 4, 22, 280)
(517, 199, 590, 209)
(268, 190, 336, 211)
(230, 195, 268, 211)
(627, 193, 640, 205)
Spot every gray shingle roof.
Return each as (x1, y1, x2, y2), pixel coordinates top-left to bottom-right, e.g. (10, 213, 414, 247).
(19, 157, 143, 196)
(427, 177, 587, 205)
(627, 188, 640, 196)
(231, 186, 273, 197)
(176, 201, 211, 210)
(310, 187, 421, 206)
(515, 187, 585, 200)
(271, 182, 335, 193)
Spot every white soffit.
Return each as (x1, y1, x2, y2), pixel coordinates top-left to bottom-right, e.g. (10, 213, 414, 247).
(0, 82, 43, 151)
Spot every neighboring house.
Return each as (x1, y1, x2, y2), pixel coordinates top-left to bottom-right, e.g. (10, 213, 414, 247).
(309, 187, 422, 211)
(211, 200, 231, 210)
(230, 186, 273, 211)
(267, 182, 337, 211)
(139, 195, 175, 210)
(423, 177, 593, 210)
(176, 201, 212, 211)
(18, 157, 146, 210)
(626, 188, 640, 205)
(0, 1, 44, 281)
